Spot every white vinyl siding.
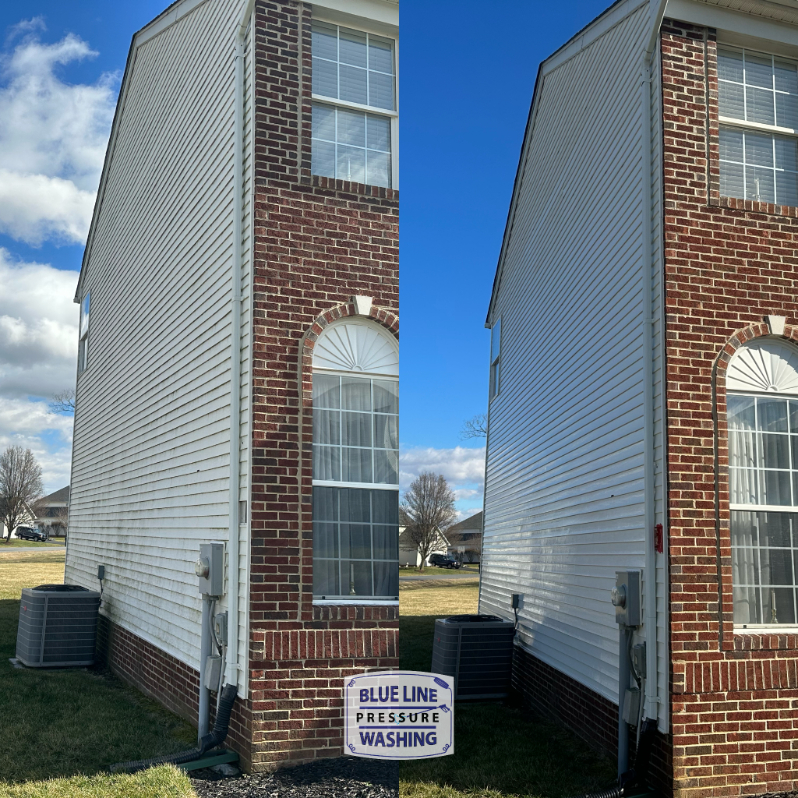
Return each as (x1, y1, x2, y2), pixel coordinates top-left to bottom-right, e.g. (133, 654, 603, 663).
(65, 0, 251, 693)
(480, 0, 668, 732)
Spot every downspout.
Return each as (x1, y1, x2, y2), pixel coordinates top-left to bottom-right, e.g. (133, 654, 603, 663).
(640, 0, 668, 729)
(226, 0, 256, 693)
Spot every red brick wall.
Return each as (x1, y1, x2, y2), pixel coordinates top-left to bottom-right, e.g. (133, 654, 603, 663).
(662, 18, 798, 797)
(246, 0, 399, 769)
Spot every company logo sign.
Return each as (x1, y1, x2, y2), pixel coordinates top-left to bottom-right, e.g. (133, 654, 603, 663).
(345, 670, 454, 759)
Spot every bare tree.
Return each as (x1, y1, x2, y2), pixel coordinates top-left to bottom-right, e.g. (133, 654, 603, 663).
(460, 413, 487, 440)
(0, 447, 43, 543)
(49, 389, 76, 414)
(401, 472, 458, 570)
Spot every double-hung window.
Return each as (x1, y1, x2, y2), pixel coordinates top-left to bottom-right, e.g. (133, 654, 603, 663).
(489, 319, 501, 400)
(718, 47, 798, 205)
(78, 293, 90, 374)
(311, 20, 397, 188)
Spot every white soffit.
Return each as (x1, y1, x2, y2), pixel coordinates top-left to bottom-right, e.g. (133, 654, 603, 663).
(727, 339, 798, 393)
(313, 321, 399, 376)
(312, 0, 398, 33)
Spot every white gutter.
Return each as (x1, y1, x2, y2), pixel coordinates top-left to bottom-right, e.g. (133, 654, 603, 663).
(640, 0, 668, 724)
(226, 0, 256, 691)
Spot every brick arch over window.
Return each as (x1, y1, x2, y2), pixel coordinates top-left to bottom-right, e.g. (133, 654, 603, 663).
(713, 320, 798, 647)
(295, 298, 399, 615)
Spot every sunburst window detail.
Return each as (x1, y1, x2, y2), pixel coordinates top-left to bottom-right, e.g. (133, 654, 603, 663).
(727, 339, 798, 394)
(313, 321, 399, 376)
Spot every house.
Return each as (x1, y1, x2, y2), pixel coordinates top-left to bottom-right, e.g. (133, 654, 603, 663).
(65, 0, 398, 772)
(445, 511, 482, 563)
(34, 486, 69, 537)
(481, 0, 798, 796)
(398, 525, 449, 568)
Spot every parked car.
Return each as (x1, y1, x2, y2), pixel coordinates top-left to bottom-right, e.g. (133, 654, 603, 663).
(428, 553, 461, 569)
(16, 527, 48, 542)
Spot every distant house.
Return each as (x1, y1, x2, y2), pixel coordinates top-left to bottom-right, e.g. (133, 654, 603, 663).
(64, 0, 398, 772)
(399, 526, 449, 568)
(34, 486, 69, 538)
(445, 511, 482, 563)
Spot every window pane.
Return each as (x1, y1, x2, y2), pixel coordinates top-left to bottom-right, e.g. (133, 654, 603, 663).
(373, 525, 398, 561)
(745, 131, 774, 167)
(342, 447, 372, 482)
(759, 433, 789, 469)
(733, 580, 760, 625)
(366, 151, 390, 188)
(746, 53, 773, 89)
(313, 486, 338, 521)
(312, 103, 336, 141)
(747, 166, 775, 202)
(373, 380, 398, 413)
(313, 559, 339, 596)
(731, 510, 758, 547)
(374, 414, 398, 449)
(340, 489, 370, 522)
(719, 48, 744, 83)
(340, 524, 371, 559)
(373, 560, 398, 596)
(312, 57, 338, 99)
(720, 127, 744, 162)
(313, 522, 339, 558)
(338, 108, 365, 146)
(312, 21, 338, 61)
(728, 395, 756, 430)
(368, 71, 394, 110)
(759, 398, 788, 432)
(747, 86, 775, 125)
(776, 92, 798, 130)
(343, 412, 372, 447)
(339, 27, 367, 67)
(314, 445, 341, 481)
(775, 58, 798, 94)
(775, 135, 798, 172)
(367, 115, 390, 152)
(337, 144, 365, 183)
(313, 409, 340, 446)
(342, 377, 371, 411)
(374, 448, 399, 484)
(312, 139, 336, 179)
(372, 490, 399, 524)
(720, 160, 744, 199)
(730, 426, 756, 469)
(731, 467, 759, 505)
(777, 170, 798, 208)
(368, 36, 393, 74)
(313, 374, 340, 408)
(339, 64, 367, 105)
(762, 549, 794, 586)
(762, 587, 796, 624)
(759, 511, 792, 548)
(762, 469, 791, 506)
(341, 560, 372, 596)
(491, 319, 502, 362)
(719, 80, 745, 120)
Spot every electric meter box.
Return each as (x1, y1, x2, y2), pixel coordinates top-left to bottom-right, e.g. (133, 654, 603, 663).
(612, 570, 641, 627)
(197, 542, 224, 597)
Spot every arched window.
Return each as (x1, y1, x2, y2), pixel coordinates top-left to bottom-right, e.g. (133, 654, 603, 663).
(727, 338, 798, 625)
(311, 319, 399, 600)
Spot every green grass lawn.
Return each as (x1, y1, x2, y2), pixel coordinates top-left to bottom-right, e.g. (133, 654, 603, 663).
(399, 581, 616, 798)
(0, 539, 65, 549)
(0, 551, 197, 798)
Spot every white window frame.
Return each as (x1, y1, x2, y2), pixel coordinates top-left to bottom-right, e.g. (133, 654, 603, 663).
(489, 318, 501, 400)
(718, 45, 798, 204)
(311, 369, 399, 604)
(729, 389, 798, 629)
(78, 292, 90, 375)
(311, 16, 399, 190)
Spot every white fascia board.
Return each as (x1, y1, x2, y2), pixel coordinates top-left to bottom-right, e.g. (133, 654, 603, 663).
(667, 0, 798, 44)
(485, 0, 647, 327)
(312, 0, 398, 35)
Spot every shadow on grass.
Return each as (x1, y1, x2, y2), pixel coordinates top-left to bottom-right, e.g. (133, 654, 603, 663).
(399, 614, 616, 798)
(0, 599, 196, 784)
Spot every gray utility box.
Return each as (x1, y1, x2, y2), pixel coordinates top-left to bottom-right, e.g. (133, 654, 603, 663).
(16, 584, 101, 668)
(431, 614, 516, 700)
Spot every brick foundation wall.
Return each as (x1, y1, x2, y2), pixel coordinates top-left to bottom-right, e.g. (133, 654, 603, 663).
(97, 615, 254, 769)
(512, 644, 672, 795)
(246, 0, 399, 769)
(662, 18, 798, 797)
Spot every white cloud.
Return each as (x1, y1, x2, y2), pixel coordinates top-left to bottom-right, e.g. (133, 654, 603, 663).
(0, 248, 79, 399)
(0, 28, 117, 245)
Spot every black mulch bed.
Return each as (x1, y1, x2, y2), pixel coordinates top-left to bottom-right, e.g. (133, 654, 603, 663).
(191, 756, 398, 798)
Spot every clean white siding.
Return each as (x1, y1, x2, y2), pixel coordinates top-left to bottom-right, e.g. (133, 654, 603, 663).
(480, 1, 666, 724)
(65, 0, 250, 693)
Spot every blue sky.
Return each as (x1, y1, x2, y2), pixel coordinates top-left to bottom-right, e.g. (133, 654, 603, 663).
(0, 0, 610, 510)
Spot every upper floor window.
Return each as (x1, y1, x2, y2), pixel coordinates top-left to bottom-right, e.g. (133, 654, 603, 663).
(78, 292, 90, 374)
(718, 47, 798, 205)
(727, 339, 798, 626)
(490, 318, 501, 400)
(311, 21, 397, 188)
